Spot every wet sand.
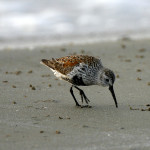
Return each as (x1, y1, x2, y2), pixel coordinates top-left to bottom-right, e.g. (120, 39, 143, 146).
(0, 39, 150, 150)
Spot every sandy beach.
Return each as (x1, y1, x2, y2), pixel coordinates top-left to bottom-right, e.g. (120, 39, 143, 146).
(0, 39, 150, 150)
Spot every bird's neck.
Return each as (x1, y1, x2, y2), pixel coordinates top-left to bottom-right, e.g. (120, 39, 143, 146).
(96, 68, 105, 86)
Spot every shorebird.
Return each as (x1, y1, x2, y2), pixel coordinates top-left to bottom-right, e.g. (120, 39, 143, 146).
(41, 55, 118, 108)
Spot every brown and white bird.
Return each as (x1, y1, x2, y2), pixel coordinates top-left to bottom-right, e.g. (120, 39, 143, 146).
(41, 55, 118, 108)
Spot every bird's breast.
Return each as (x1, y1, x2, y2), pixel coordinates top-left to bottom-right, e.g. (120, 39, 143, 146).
(71, 75, 86, 86)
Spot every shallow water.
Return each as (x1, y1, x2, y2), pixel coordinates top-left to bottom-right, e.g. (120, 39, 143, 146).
(0, 0, 150, 43)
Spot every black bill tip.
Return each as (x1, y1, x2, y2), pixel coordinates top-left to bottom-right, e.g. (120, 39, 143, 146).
(109, 85, 118, 108)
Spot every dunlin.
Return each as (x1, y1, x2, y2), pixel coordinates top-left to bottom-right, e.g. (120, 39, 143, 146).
(41, 55, 118, 108)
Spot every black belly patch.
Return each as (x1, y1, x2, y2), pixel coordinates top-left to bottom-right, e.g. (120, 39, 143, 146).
(72, 75, 85, 86)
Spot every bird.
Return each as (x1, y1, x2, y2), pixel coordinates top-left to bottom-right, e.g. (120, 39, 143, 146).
(41, 55, 118, 108)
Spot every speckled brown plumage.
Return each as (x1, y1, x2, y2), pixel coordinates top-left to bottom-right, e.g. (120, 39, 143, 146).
(41, 55, 100, 75)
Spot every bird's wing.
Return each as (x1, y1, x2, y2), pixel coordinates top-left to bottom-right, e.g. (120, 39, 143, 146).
(41, 55, 102, 75)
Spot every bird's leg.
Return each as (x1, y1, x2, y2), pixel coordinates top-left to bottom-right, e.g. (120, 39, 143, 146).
(74, 86, 91, 108)
(74, 86, 90, 104)
(70, 86, 81, 107)
(80, 92, 84, 104)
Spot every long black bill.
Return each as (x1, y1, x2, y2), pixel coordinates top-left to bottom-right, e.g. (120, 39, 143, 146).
(109, 86, 118, 108)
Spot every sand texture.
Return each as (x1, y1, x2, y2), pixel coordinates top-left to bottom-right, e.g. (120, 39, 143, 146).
(0, 39, 150, 150)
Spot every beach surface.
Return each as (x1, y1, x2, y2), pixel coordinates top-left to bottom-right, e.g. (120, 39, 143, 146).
(0, 39, 150, 150)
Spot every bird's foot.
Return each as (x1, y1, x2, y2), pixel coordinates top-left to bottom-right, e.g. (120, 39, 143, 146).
(71, 86, 91, 107)
(77, 105, 92, 108)
(81, 105, 92, 108)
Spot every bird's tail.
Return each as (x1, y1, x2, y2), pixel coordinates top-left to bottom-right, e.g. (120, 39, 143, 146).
(40, 59, 55, 70)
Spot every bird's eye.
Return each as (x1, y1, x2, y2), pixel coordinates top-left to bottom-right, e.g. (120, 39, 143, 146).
(106, 79, 109, 82)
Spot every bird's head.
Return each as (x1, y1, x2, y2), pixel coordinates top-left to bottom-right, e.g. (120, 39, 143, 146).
(100, 68, 115, 87)
(99, 68, 118, 108)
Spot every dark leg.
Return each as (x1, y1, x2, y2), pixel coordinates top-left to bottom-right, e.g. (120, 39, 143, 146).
(70, 86, 80, 106)
(70, 85, 91, 108)
(74, 86, 90, 104)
